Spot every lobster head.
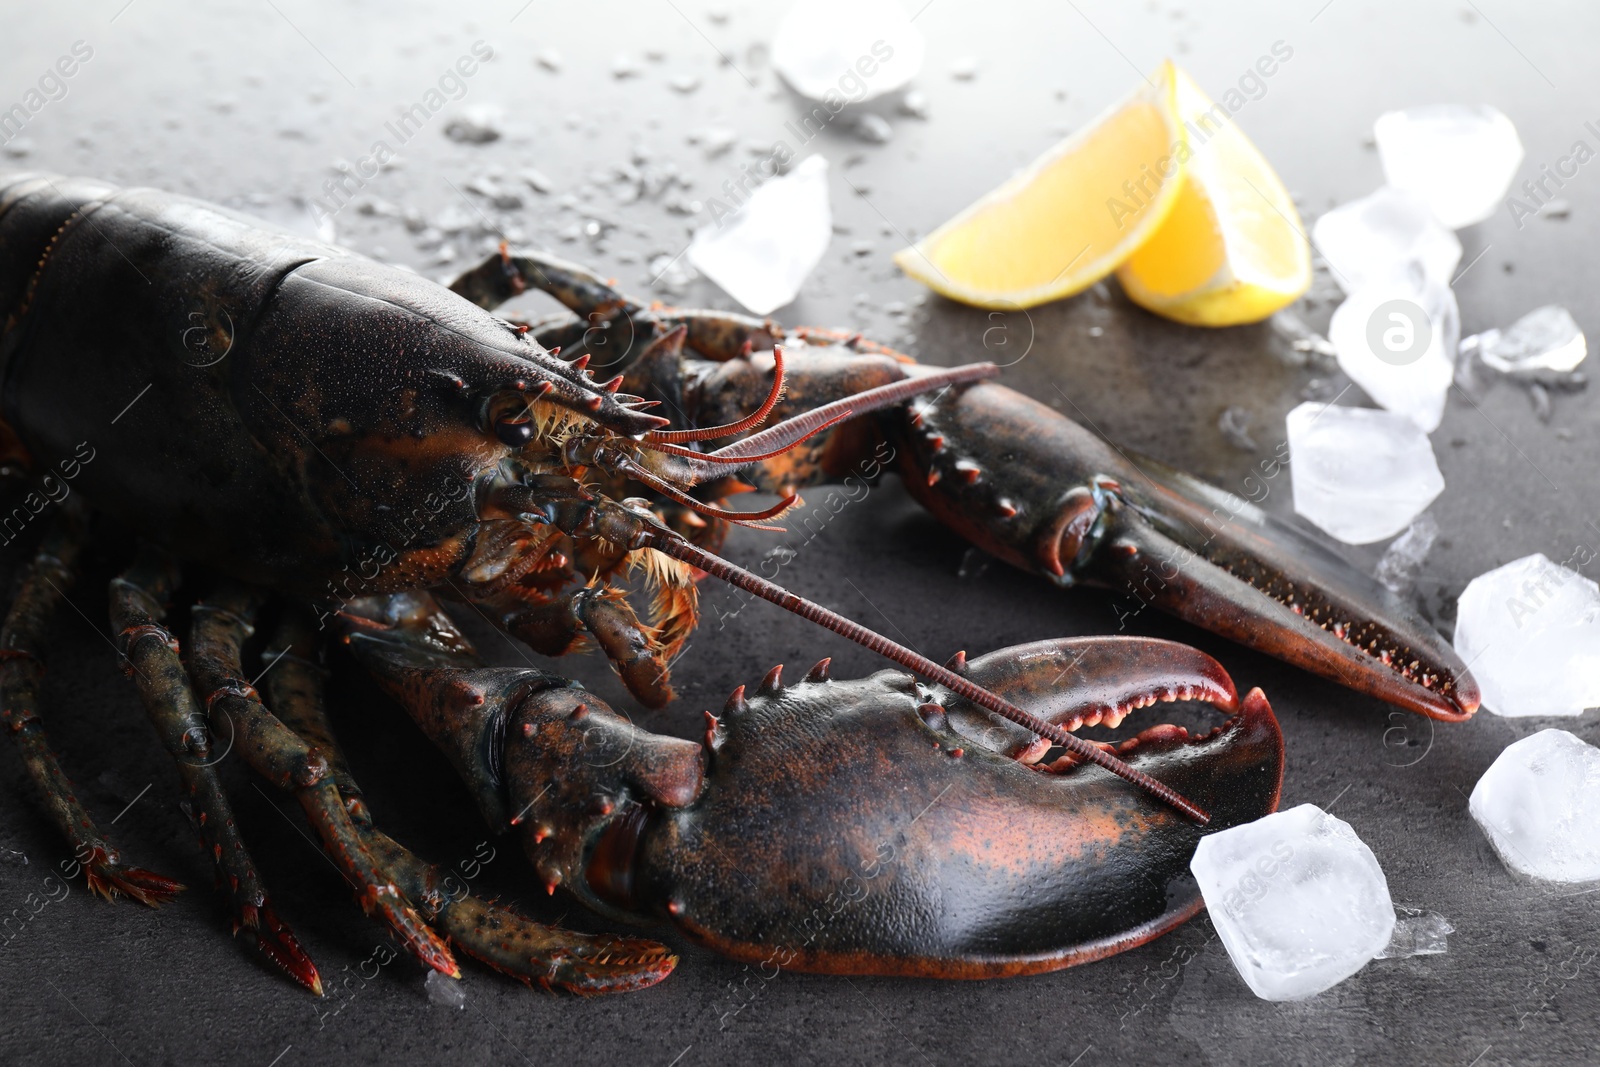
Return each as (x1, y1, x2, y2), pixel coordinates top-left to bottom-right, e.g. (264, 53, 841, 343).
(502, 636, 1282, 978)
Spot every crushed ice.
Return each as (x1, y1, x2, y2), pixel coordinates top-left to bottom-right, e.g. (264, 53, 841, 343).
(425, 969, 466, 1009)
(1373, 105, 1524, 229)
(1272, 310, 1336, 369)
(1453, 554, 1600, 718)
(1312, 186, 1461, 295)
(1456, 306, 1588, 420)
(1286, 402, 1444, 545)
(443, 106, 502, 144)
(1470, 305, 1587, 376)
(957, 546, 991, 580)
(1191, 804, 1396, 1001)
(1327, 264, 1459, 432)
(1374, 514, 1440, 595)
(772, 0, 925, 103)
(1470, 729, 1600, 882)
(1217, 406, 1257, 451)
(687, 154, 832, 315)
(1375, 907, 1454, 959)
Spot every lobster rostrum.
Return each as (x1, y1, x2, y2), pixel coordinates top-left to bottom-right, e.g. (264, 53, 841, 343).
(0, 172, 1471, 994)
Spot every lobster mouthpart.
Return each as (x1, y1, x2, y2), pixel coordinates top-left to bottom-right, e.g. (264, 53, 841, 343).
(897, 381, 1479, 722)
(587, 637, 1282, 978)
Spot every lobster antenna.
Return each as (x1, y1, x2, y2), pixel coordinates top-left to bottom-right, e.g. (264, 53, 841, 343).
(707, 364, 998, 464)
(640, 529, 1211, 826)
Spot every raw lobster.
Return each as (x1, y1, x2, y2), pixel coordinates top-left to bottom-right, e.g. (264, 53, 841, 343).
(0, 173, 1473, 993)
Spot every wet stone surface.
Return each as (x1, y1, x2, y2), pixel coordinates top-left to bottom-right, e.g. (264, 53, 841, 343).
(2, 2, 1599, 1065)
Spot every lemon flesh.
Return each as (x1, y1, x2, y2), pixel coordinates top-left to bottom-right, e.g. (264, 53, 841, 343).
(894, 62, 1186, 310)
(1116, 69, 1310, 326)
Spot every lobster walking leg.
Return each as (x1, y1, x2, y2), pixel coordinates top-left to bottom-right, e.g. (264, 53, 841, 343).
(106, 549, 316, 986)
(449, 248, 779, 364)
(263, 611, 677, 994)
(0, 508, 181, 904)
(186, 584, 457, 984)
(485, 586, 675, 708)
(322, 596, 684, 992)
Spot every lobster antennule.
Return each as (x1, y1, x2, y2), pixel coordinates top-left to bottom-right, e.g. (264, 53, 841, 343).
(644, 339, 784, 444)
(637, 528, 1211, 825)
(640, 362, 1000, 488)
(616, 459, 800, 531)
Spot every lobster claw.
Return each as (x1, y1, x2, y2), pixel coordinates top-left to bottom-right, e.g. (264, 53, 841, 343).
(1077, 457, 1479, 721)
(897, 382, 1479, 722)
(582, 638, 1282, 977)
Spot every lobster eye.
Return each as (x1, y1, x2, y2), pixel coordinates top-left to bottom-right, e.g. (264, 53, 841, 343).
(495, 414, 535, 447)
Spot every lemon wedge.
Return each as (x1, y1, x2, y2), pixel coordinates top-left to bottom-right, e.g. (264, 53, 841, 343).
(1115, 68, 1310, 326)
(893, 61, 1187, 310)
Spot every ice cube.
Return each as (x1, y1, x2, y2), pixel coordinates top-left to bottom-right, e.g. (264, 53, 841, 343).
(772, 0, 925, 103)
(1469, 729, 1600, 882)
(1286, 403, 1445, 545)
(688, 154, 832, 315)
(425, 969, 466, 1008)
(1312, 187, 1461, 294)
(1453, 554, 1600, 717)
(1374, 105, 1524, 229)
(1328, 269, 1458, 432)
(1190, 803, 1396, 1001)
(1374, 514, 1439, 594)
(1475, 305, 1587, 375)
(1374, 907, 1454, 958)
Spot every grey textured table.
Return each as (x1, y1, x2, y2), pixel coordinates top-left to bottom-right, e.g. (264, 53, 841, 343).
(2, 2, 1597, 1064)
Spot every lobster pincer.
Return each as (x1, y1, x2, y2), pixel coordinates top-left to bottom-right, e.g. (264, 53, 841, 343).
(890, 382, 1479, 722)
(341, 591, 1282, 980)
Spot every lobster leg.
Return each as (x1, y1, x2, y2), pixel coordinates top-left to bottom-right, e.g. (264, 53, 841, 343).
(106, 549, 318, 988)
(264, 611, 676, 994)
(0, 508, 182, 905)
(327, 593, 682, 993)
(186, 584, 457, 985)
(449, 248, 779, 365)
(477, 585, 677, 709)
